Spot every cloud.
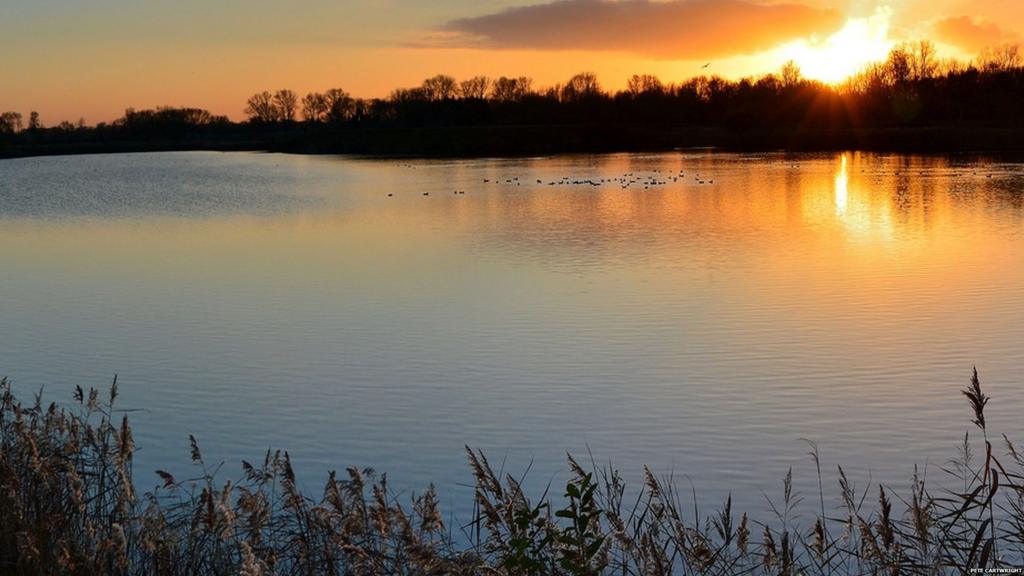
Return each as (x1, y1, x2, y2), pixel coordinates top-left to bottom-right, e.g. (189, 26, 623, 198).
(932, 16, 1021, 53)
(432, 0, 844, 60)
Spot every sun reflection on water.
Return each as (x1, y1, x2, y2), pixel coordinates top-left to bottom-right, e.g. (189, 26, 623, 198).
(2, 151, 1024, 522)
(835, 153, 849, 216)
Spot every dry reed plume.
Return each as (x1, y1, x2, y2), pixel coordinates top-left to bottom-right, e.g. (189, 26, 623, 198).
(1, 369, 1022, 574)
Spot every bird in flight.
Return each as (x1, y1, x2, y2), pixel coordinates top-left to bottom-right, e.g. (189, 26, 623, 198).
(702, 63, 711, 69)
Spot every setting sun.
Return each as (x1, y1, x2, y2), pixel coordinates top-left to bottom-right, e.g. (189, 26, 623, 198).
(777, 8, 894, 84)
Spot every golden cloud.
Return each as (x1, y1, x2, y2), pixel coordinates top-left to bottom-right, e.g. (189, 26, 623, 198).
(432, 0, 844, 60)
(932, 16, 1022, 53)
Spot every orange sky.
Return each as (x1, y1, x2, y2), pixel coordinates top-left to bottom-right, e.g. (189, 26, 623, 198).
(1, 0, 1021, 124)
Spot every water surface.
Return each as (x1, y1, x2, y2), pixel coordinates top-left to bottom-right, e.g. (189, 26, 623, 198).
(2, 150, 1022, 519)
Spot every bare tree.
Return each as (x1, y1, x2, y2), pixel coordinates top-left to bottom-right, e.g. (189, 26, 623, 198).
(459, 76, 490, 100)
(909, 40, 938, 80)
(978, 43, 1022, 72)
(938, 57, 966, 76)
(273, 90, 298, 122)
(0, 112, 22, 134)
(560, 72, 601, 101)
(885, 46, 913, 85)
(855, 62, 888, 93)
(301, 92, 328, 122)
(324, 88, 354, 123)
(491, 77, 533, 102)
(390, 87, 428, 104)
(421, 75, 458, 101)
(351, 98, 371, 121)
(28, 111, 41, 130)
(780, 60, 802, 88)
(244, 91, 278, 123)
(627, 74, 663, 96)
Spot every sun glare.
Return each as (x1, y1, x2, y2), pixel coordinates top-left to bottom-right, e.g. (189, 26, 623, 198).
(777, 8, 894, 85)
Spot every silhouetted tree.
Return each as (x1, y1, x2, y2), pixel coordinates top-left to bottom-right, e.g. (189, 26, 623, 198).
(324, 88, 354, 123)
(0, 112, 23, 134)
(885, 46, 913, 86)
(780, 61, 802, 88)
(560, 72, 601, 102)
(421, 75, 458, 101)
(939, 57, 966, 76)
(390, 87, 426, 104)
(979, 43, 1022, 72)
(273, 89, 298, 122)
(302, 92, 328, 122)
(244, 91, 278, 123)
(845, 62, 887, 94)
(908, 40, 938, 80)
(459, 76, 490, 100)
(115, 106, 223, 138)
(28, 111, 41, 131)
(753, 73, 782, 92)
(626, 74, 664, 96)
(491, 76, 532, 102)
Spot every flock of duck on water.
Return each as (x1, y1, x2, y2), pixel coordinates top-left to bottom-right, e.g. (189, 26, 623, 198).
(387, 167, 718, 197)
(384, 163, 999, 197)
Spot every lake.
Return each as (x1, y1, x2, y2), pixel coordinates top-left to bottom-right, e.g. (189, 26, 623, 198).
(1, 150, 1022, 521)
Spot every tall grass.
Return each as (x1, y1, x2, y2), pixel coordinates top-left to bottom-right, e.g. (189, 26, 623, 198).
(1, 369, 1021, 574)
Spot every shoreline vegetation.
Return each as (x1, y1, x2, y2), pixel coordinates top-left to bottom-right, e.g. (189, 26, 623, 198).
(3, 42, 1024, 160)
(2, 369, 1023, 574)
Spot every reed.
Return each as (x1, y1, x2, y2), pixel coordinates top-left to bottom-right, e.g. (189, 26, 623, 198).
(1, 369, 1021, 575)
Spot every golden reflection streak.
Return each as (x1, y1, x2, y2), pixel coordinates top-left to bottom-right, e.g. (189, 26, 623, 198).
(834, 154, 849, 216)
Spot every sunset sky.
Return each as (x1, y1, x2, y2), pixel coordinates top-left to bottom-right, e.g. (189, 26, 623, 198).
(1, 0, 1022, 124)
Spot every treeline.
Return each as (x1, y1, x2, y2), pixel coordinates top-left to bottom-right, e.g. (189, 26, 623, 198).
(227, 42, 1024, 132)
(2, 41, 1024, 156)
(1, 108, 232, 141)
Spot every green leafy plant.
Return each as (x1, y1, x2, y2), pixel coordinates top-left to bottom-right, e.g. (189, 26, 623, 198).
(554, 465, 607, 576)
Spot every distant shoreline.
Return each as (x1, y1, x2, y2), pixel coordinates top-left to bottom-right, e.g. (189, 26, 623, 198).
(4, 124, 1024, 161)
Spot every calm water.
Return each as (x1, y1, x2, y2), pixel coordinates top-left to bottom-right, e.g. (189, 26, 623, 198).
(1, 151, 1023, 519)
